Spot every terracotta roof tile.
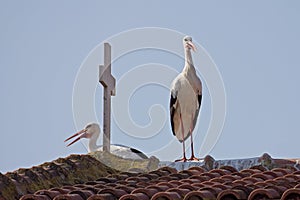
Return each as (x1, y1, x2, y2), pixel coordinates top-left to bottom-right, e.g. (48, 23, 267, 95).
(20, 194, 51, 200)
(166, 188, 190, 197)
(5, 154, 300, 200)
(34, 190, 61, 198)
(151, 191, 182, 200)
(184, 190, 216, 200)
(53, 194, 85, 200)
(119, 193, 149, 200)
(248, 188, 281, 200)
(217, 189, 248, 200)
(281, 188, 300, 200)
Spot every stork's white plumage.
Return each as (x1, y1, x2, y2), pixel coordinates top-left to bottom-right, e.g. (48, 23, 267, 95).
(64, 123, 148, 160)
(170, 36, 202, 162)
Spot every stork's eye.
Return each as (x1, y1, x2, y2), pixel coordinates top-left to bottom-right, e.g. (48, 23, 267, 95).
(184, 38, 188, 41)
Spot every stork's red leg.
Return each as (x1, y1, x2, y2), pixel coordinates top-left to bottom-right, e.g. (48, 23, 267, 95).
(175, 113, 187, 162)
(188, 115, 199, 161)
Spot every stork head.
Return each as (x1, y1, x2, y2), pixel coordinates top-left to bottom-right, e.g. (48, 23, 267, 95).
(183, 36, 196, 51)
(64, 123, 100, 147)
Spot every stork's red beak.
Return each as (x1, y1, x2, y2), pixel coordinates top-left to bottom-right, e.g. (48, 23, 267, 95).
(64, 129, 87, 147)
(187, 41, 197, 52)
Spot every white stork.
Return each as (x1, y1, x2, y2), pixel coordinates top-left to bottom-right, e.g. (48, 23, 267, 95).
(170, 36, 202, 162)
(64, 123, 148, 160)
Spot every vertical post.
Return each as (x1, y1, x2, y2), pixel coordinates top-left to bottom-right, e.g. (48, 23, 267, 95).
(99, 43, 116, 152)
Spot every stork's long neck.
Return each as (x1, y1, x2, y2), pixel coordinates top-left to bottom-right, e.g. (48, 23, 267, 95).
(88, 134, 100, 152)
(183, 48, 196, 75)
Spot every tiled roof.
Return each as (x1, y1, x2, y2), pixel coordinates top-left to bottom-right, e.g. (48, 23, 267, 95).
(18, 164, 300, 200)
(2, 153, 300, 200)
(0, 154, 118, 200)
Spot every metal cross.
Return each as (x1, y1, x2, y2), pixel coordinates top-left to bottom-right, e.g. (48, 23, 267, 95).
(99, 43, 116, 152)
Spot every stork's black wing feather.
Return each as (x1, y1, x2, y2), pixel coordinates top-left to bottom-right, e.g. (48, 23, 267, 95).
(170, 94, 177, 136)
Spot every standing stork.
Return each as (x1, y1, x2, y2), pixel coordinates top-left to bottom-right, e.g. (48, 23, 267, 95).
(64, 123, 148, 160)
(170, 36, 202, 162)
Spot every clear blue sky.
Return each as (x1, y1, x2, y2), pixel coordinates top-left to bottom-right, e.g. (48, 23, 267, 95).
(1, 1, 300, 173)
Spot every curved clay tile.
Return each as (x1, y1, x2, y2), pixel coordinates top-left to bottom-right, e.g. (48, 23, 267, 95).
(83, 185, 102, 193)
(127, 176, 149, 182)
(210, 169, 231, 176)
(240, 169, 262, 176)
(232, 172, 248, 178)
(168, 180, 183, 187)
(242, 177, 263, 184)
(138, 173, 160, 180)
(221, 174, 241, 182)
(61, 186, 78, 191)
(284, 174, 300, 182)
(105, 183, 119, 188)
(254, 182, 272, 188)
(151, 191, 182, 200)
(73, 184, 88, 189)
(50, 188, 71, 194)
(232, 185, 254, 196)
(148, 184, 170, 191)
(217, 189, 248, 200)
(265, 185, 289, 194)
(189, 175, 210, 182)
(149, 170, 170, 177)
(20, 194, 51, 200)
(232, 180, 248, 186)
(210, 177, 226, 184)
(119, 171, 140, 177)
(183, 190, 216, 200)
(96, 177, 117, 183)
(274, 177, 294, 186)
(251, 173, 274, 180)
(158, 166, 178, 174)
(200, 172, 220, 179)
(188, 166, 207, 173)
(214, 183, 232, 190)
(262, 170, 280, 178)
(177, 183, 198, 191)
(180, 178, 201, 184)
(97, 188, 127, 198)
(169, 173, 190, 179)
(191, 183, 206, 189)
(281, 188, 300, 200)
(158, 175, 177, 181)
(87, 193, 116, 200)
(148, 179, 162, 185)
(167, 188, 190, 197)
(69, 190, 94, 199)
(53, 193, 85, 200)
(119, 193, 149, 200)
(182, 169, 202, 176)
(248, 188, 281, 200)
(264, 179, 278, 186)
(114, 185, 135, 193)
(132, 188, 158, 198)
(125, 180, 138, 187)
(245, 183, 260, 190)
(272, 168, 293, 175)
(201, 180, 218, 186)
(34, 189, 61, 198)
(219, 165, 238, 173)
(199, 186, 222, 197)
(136, 181, 151, 187)
(157, 181, 177, 188)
